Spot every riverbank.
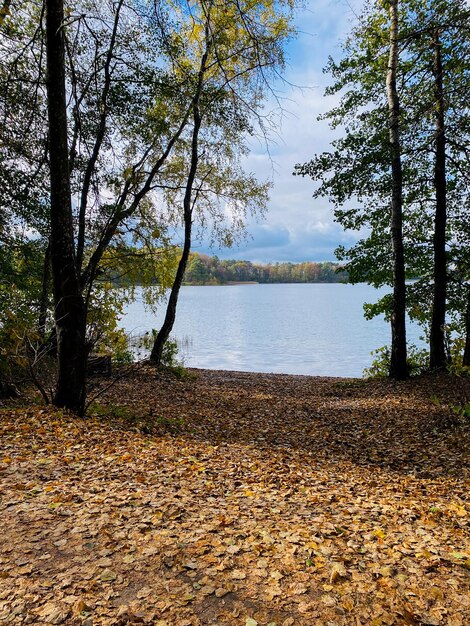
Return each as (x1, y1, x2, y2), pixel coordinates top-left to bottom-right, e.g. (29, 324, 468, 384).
(1, 367, 469, 624)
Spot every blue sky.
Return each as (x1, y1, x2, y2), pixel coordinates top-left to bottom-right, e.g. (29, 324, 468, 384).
(193, 0, 364, 264)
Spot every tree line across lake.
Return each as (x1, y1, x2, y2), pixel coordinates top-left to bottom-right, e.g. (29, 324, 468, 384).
(168, 254, 346, 285)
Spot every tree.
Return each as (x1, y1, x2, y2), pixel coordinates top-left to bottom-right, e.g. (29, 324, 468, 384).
(463, 288, 470, 367)
(150, 11, 211, 364)
(1, 1, 201, 410)
(149, 0, 293, 364)
(0, 2, 51, 343)
(45, 0, 87, 413)
(386, 0, 408, 379)
(406, 0, 470, 367)
(429, 27, 448, 369)
(295, 0, 470, 374)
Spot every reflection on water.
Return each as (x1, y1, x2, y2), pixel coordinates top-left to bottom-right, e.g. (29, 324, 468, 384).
(179, 334, 193, 353)
(118, 284, 425, 377)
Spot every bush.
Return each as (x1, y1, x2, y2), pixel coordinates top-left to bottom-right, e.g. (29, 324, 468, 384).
(160, 338, 180, 368)
(364, 344, 429, 378)
(446, 335, 470, 377)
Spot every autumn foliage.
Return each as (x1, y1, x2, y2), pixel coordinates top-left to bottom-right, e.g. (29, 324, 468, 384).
(1, 368, 469, 624)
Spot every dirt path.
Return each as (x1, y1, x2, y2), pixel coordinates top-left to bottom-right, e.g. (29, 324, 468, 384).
(0, 368, 469, 625)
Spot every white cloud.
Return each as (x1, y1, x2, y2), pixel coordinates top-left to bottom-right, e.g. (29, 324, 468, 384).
(213, 0, 365, 263)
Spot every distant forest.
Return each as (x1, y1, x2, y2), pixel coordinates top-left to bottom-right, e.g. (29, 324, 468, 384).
(184, 253, 347, 284)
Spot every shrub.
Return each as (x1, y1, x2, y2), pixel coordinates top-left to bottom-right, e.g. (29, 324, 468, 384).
(364, 343, 429, 378)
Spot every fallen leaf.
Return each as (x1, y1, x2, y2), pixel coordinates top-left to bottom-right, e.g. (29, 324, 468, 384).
(100, 569, 117, 582)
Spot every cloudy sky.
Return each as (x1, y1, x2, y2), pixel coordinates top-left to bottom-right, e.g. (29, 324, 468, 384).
(193, 0, 364, 263)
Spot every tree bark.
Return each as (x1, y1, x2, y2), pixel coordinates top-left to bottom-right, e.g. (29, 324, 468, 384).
(386, 0, 408, 380)
(46, 0, 87, 414)
(429, 29, 448, 370)
(149, 216, 193, 366)
(463, 285, 470, 367)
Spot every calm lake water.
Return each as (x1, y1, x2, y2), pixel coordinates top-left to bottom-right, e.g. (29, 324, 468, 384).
(119, 283, 425, 378)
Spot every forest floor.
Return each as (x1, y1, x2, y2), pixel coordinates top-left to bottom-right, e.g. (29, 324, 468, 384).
(0, 367, 469, 626)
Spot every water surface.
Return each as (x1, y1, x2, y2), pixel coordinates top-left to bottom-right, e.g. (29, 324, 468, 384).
(119, 283, 424, 377)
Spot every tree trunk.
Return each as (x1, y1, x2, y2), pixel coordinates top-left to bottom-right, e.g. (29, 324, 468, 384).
(149, 218, 192, 365)
(463, 286, 470, 367)
(38, 240, 51, 340)
(386, 0, 408, 380)
(46, 0, 87, 414)
(429, 29, 448, 370)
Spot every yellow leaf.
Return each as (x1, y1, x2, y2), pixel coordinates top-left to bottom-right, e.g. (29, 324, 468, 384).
(330, 561, 348, 583)
(449, 503, 467, 517)
(342, 598, 354, 611)
(100, 569, 117, 582)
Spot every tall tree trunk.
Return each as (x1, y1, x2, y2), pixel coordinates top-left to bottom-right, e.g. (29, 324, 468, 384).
(463, 285, 470, 367)
(429, 29, 448, 370)
(386, 0, 408, 380)
(46, 0, 87, 414)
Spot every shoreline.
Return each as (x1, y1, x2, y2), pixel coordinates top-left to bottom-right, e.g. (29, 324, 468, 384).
(181, 366, 362, 381)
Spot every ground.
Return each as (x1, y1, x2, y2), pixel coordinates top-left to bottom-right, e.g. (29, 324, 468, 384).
(0, 367, 469, 626)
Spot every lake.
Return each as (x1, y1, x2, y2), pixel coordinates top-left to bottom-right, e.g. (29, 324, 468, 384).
(119, 283, 425, 378)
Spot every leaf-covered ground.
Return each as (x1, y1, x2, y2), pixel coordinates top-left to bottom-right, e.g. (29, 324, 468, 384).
(0, 367, 469, 625)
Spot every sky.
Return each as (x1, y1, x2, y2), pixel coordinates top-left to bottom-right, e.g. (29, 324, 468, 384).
(194, 0, 364, 264)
